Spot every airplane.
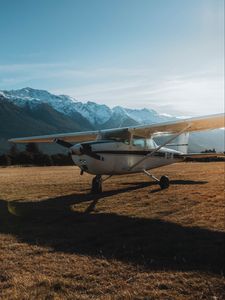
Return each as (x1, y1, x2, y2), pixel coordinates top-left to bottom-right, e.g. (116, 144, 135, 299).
(9, 113, 225, 193)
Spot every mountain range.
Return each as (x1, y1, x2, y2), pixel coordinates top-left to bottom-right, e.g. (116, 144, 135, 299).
(0, 87, 224, 154)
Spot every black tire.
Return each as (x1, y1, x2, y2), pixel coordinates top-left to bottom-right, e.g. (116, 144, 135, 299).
(91, 176, 102, 194)
(159, 175, 170, 189)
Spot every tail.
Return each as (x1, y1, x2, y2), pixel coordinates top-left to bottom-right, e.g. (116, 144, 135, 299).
(166, 133, 189, 154)
(181, 152, 225, 159)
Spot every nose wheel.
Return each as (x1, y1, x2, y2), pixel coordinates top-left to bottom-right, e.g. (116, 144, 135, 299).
(91, 175, 102, 194)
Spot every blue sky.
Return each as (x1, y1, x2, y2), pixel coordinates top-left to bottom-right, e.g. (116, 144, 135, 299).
(0, 0, 224, 115)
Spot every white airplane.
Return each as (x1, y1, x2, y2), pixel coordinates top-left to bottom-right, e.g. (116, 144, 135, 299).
(9, 113, 224, 193)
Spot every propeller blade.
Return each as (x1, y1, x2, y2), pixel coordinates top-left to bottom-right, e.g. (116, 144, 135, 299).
(80, 143, 103, 161)
(54, 138, 73, 148)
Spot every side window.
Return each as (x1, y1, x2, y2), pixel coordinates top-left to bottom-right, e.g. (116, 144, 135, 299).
(123, 139, 130, 145)
(132, 138, 145, 148)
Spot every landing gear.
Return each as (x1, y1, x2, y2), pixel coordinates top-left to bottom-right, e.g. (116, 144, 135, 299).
(91, 175, 102, 194)
(159, 175, 170, 189)
(143, 169, 170, 190)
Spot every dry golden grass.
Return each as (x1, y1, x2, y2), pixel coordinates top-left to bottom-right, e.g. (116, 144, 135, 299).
(0, 162, 224, 299)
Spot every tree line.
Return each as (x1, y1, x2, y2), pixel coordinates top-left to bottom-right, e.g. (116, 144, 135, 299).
(0, 143, 73, 166)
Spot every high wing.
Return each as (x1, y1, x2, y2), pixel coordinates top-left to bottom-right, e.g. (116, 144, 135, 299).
(8, 128, 129, 144)
(9, 113, 224, 144)
(8, 130, 99, 144)
(128, 113, 224, 137)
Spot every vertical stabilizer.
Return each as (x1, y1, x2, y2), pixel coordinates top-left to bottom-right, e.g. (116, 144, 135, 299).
(166, 133, 190, 154)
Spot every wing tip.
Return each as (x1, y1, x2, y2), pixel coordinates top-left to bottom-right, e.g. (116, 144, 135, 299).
(8, 138, 16, 143)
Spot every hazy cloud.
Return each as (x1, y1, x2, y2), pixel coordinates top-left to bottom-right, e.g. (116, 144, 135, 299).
(0, 63, 223, 116)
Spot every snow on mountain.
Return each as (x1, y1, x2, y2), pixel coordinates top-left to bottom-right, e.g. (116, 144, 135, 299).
(1, 88, 113, 125)
(125, 107, 173, 124)
(112, 106, 128, 117)
(0, 87, 173, 126)
(73, 101, 112, 125)
(1, 87, 79, 116)
(112, 106, 173, 124)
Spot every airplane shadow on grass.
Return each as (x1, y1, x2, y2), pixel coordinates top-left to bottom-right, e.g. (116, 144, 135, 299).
(121, 179, 208, 193)
(0, 180, 224, 276)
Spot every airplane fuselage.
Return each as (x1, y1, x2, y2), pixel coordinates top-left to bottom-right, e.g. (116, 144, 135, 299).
(9, 113, 224, 192)
(71, 140, 183, 175)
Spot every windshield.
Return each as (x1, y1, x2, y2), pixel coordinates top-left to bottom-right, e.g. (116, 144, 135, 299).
(132, 138, 145, 148)
(146, 138, 157, 149)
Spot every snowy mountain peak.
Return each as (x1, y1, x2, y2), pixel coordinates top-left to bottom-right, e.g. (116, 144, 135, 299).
(59, 94, 78, 102)
(0, 87, 173, 126)
(113, 106, 127, 114)
(4, 87, 53, 100)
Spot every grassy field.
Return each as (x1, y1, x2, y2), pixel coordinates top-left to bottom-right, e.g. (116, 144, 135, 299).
(0, 162, 224, 299)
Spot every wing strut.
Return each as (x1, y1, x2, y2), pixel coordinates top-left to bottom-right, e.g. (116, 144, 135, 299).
(129, 124, 191, 171)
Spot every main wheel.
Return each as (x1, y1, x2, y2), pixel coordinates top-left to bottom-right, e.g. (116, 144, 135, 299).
(159, 175, 170, 189)
(91, 176, 102, 194)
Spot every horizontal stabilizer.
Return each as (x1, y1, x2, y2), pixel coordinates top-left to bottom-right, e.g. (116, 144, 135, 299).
(182, 152, 225, 159)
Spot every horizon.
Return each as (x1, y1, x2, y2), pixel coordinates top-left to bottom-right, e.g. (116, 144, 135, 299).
(0, 0, 224, 116)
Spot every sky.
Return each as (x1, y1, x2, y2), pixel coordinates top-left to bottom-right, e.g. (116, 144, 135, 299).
(0, 0, 224, 116)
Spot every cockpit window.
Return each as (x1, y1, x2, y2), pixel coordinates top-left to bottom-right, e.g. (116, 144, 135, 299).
(99, 129, 157, 148)
(132, 138, 145, 148)
(132, 137, 157, 149)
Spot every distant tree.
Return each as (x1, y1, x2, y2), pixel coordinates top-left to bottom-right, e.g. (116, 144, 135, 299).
(41, 154, 53, 166)
(17, 151, 33, 165)
(0, 154, 11, 166)
(51, 153, 73, 166)
(9, 144, 19, 156)
(51, 154, 61, 166)
(201, 148, 216, 153)
(8, 144, 19, 165)
(1, 146, 73, 166)
(33, 153, 53, 166)
(33, 153, 43, 166)
(26, 143, 41, 154)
